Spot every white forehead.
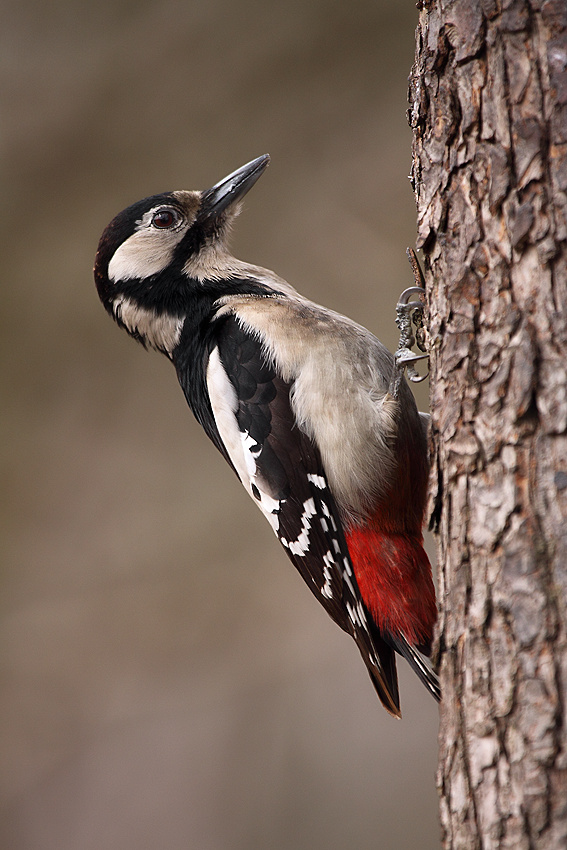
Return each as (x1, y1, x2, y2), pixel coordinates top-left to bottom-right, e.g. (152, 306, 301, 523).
(108, 203, 192, 283)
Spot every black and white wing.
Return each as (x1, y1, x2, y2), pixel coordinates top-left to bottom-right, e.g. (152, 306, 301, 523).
(201, 313, 401, 716)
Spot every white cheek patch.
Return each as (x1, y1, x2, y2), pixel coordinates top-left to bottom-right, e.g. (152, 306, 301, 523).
(108, 224, 186, 283)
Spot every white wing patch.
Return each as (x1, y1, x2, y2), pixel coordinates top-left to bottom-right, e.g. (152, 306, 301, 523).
(241, 430, 261, 477)
(207, 348, 329, 561)
(206, 342, 368, 625)
(206, 347, 282, 532)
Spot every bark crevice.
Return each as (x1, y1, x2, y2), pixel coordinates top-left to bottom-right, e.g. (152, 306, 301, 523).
(410, 2, 567, 847)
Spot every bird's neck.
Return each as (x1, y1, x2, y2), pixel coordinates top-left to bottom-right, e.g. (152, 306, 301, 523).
(112, 293, 185, 356)
(111, 263, 292, 357)
(184, 245, 298, 297)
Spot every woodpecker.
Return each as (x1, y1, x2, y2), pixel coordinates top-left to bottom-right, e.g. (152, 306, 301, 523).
(94, 155, 439, 717)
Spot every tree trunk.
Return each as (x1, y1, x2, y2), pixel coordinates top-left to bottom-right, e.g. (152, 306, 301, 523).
(408, 1, 567, 848)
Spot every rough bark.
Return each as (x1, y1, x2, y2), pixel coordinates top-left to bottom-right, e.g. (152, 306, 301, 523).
(409, 1, 567, 848)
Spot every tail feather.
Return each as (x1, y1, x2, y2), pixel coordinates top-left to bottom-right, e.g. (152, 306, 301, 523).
(368, 648, 401, 718)
(388, 632, 441, 702)
(367, 637, 401, 718)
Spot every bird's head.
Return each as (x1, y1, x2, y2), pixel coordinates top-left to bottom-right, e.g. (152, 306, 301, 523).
(94, 154, 270, 352)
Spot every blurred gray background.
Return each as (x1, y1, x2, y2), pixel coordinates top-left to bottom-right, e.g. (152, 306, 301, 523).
(1, 2, 440, 848)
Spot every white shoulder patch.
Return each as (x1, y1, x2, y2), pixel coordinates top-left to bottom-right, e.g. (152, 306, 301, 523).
(206, 347, 282, 533)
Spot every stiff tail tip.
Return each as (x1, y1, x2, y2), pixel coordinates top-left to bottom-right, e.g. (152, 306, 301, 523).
(388, 632, 441, 703)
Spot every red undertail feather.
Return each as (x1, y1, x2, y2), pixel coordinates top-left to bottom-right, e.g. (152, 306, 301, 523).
(346, 522, 436, 651)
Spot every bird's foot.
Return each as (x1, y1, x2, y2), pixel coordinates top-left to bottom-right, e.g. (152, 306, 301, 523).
(388, 250, 429, 398)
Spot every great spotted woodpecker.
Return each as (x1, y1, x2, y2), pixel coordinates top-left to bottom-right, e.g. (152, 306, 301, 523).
(94, 155, 439, 717)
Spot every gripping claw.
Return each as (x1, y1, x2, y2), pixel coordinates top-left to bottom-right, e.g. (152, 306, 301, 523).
(388, 250, 430, 398)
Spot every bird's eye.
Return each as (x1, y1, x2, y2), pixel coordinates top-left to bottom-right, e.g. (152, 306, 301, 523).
(151, 208, 179, 229)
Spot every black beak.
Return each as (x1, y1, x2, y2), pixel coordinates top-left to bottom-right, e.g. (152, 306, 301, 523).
(198, 154, 270, 222)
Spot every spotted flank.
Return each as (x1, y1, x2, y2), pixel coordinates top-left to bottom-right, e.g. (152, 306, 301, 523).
(206, 315, 403, 716)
